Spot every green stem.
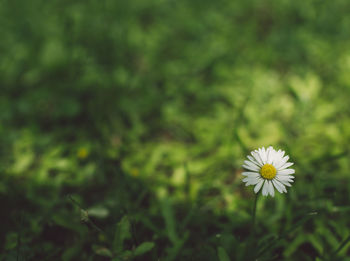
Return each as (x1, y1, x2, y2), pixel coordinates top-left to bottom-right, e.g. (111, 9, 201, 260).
(248, 193, 259, 261)
(256, 211, 318, 258)
(252, 193, 259, 234)
(331, 234, 350, 259)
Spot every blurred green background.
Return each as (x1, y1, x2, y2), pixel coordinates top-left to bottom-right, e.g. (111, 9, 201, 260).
(1, 0, 350, 260)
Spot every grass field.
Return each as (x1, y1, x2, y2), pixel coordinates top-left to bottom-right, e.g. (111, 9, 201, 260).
(1, 0, 350, 260)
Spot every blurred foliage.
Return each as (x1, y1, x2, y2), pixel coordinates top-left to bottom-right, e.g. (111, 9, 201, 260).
(1, 0, 350, 260)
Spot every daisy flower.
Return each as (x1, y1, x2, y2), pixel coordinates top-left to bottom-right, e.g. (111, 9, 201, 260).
(242, 146, 295, 197)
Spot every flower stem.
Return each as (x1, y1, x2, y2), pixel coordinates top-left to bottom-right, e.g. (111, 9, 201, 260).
(247, 193, 259, 260)
(252, 193, 259, 233)
(331, 234, 350, 258)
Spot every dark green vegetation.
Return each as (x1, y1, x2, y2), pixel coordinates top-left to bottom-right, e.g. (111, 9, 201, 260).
(1, 0, 350, 260)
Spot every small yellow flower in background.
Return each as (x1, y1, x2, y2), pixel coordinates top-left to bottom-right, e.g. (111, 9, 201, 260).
(130, 168, 139, 177)
(77, 147, 89, 159)
(242, 146, 295, 197)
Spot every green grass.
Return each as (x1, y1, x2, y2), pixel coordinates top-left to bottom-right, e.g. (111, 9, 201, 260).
(1, 0, 350, 260)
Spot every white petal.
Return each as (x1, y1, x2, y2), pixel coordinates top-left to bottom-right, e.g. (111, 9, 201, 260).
(244, 161, 261, 172)
(277, 169, 295, 175)
(282, 181, 292, 187)
(276, 176, 292, 186)
(279, 150, 285, 158)
(254, 179, 264, 193)
(244, 176, 261, 186)
(273, 150, 285, 166)
(277, 180, 293, 187)
(278, 162, 294, 170)
(272, 179, 283, 193)
(242, 171, 260, 177)
(251, 177, 262, 185)
(242, 164, 260, 172)
(244, 160, 259, 168)
(247, 156, 262, 167)
(251, 151, 263, 166)
(255, 150, 264, 164)
(273, 179, 287, 193)
(262, 147, 268, 163)
(266, 147, 275, 164)
(243, 177, 250, 182)
(275, 155, 290, 169)
(266, 148, 271, 164)
(268, 180, 275, 197)
(259, 147, 267, 164)
(262, 180, 269, 196)
(276, 175, 294, 182)
(269, 149, 277, 165)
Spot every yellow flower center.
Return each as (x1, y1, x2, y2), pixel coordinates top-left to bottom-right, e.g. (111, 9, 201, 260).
(260, 164, 277, 180)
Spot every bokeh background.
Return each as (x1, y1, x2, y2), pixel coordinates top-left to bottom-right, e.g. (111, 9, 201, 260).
(1, 0, 350, 260)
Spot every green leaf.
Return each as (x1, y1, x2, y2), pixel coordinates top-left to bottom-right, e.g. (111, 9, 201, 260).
(113, 216, 131, 253)
(284, 234, 323, 258)
(257, 212, 318, 258)
(217, 247, 231, 261)
(161, 198, 179, 244)
(133, 242, 155, 256)
(4, 233, 18, 250)
(329, 234, 350, 260)
(62, 245, 82, 261)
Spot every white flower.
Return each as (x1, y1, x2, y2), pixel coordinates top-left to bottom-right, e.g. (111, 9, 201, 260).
(242, 146, 295, 197)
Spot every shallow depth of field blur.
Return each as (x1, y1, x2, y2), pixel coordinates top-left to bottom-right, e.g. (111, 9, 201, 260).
(2, 0, 350, 260)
